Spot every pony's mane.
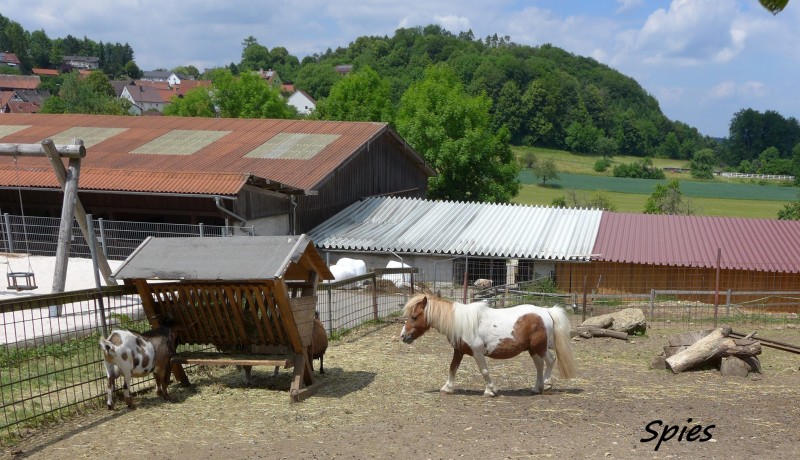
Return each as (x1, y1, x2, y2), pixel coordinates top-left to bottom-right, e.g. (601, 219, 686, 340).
(405, 294, 484, 343)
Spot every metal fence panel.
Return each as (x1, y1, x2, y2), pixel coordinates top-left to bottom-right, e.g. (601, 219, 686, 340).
(0, 214, 250, 261)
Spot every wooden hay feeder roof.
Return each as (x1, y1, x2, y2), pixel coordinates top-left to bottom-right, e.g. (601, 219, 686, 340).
(112, 235, 334, 353)
(113, 234, 332, 283)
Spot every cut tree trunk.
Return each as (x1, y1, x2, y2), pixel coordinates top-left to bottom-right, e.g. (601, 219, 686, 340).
(575, 326, 629, 340)
(665, 326, 761, 374)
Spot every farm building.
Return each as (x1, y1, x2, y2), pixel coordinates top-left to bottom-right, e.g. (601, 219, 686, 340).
(310, 199, 800, 310)
(0, 114, 434, 235)
(559, 212, 800, 306)
(307, 196, 603, 288)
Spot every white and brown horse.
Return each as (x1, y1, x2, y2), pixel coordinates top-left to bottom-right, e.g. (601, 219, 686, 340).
(400, 294, 576, 397)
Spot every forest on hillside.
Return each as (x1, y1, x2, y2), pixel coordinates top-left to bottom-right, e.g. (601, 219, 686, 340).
(3, 14, 800, 183)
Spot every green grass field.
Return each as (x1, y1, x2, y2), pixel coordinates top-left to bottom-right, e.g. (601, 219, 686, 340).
(511, 146, 799, 219)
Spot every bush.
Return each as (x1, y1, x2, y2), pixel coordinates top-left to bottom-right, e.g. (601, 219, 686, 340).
(612, 158, 665, 179)
(594, 157, 611, 172)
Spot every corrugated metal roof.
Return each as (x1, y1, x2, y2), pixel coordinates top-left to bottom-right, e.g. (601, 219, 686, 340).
(308, 196, 603, 260)
(0, 165, 248, 195)
(0, 113, 433, 196)
(594, 212, 800, 273)
(113, 234, 333, 280)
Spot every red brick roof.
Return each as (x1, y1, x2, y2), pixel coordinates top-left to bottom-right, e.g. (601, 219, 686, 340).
(0, 113, 432, 197)
(594, 212, 800, 273)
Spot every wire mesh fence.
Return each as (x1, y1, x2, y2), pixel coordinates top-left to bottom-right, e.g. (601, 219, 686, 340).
(0, 213, 249, 261)
(410, 257, 800, 330)
(316, 268, 419, 337)
(0, 285, 144, 445)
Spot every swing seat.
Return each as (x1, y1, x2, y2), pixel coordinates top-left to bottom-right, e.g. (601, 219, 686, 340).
(7, 271, 37, 291)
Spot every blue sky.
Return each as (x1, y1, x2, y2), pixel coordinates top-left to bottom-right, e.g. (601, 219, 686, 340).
(2, 0, 799, 138)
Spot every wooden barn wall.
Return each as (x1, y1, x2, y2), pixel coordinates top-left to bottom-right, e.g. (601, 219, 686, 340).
(232, 188, 289, 220)
(295, 132, 429, 233)
(556, 261, 800, 304)
(0, 189, 225, 225)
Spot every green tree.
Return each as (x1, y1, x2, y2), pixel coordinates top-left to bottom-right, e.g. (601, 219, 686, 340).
(396, 64, 519, 202)
(565, 121, 602, 154)
(122, 61, 143, 79)
(163, 87, 216, 117)
(658, 132, 682, 159)
(644, 179, 695, 215)
(40, 71, 130, 115)
(294, 63, 341, 100)
(239, 36, 271, 72)
(172, 65, 200, 79)
(777, 194, 800, 219)
(690, 148, 716, 179)
(532, 158, 560, 185)
(214, 71, 294, 119)
(760, 0, 789, 14)
(313, 66, 393, 122)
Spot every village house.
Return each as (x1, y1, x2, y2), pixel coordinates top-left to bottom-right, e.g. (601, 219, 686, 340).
(62, 56, 100, 70)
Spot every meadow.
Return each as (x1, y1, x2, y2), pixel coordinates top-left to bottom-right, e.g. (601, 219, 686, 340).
(512, 146, 798, 219)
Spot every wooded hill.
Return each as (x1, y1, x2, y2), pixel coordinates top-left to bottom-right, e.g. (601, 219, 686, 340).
(7, 16, 796, 170)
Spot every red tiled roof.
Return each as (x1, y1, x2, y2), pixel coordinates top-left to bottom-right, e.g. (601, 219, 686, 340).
(0, 52, 21, 66)
(135, 80, 171, 91)
(0, 90, 14, 106)
(0, 75, 40, 90)
(593, 212, 800, 273)
(5, 101, 40, 113)
(176, 80, 211, 96)
(32, 68, 59, 76)
(0, 113, 432, 197)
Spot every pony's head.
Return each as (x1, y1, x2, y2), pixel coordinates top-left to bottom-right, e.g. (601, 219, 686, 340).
(400, 294, 431, 344)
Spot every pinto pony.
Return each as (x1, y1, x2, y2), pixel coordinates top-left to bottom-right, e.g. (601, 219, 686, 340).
(400, 294, 576, 397)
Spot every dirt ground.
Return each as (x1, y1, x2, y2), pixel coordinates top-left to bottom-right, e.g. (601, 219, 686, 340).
(4, 322, 800, 460)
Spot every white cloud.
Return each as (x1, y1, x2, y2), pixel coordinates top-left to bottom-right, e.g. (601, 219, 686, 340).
(707, 80, 766, 100)
(435, 15, 471, 33)
(615, 0, 745, 66)
(616, 0, 644, 13)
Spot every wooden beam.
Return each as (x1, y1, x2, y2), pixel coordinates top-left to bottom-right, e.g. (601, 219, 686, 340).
(41, 140, 117, 286)
(0, 141, 86, 158)
(51, 157, 80, 294)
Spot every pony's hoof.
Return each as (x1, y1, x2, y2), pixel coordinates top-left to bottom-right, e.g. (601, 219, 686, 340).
(107, 405, 114, 410)
(483, 390, 496, 397)
(531, 388, 542, 395)
(440, 385, 454, 394)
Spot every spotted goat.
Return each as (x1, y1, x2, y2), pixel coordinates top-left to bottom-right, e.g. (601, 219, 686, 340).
(99, 323, 179, 410)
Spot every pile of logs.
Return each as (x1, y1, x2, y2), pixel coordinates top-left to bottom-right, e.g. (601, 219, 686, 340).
(651, 326, 762, 376)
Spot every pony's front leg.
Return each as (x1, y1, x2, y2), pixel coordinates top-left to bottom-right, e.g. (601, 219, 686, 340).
(471, 353, 497, 397)
(441, 350, 464, 394)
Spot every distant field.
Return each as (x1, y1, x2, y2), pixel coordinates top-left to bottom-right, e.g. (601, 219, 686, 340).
(513, 184, 787, 219)
(511, 146, 799, 219)
(519, 171, 799, 201)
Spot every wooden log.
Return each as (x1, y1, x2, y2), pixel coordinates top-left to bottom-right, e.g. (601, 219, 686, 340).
(0, 142, 86, 158)
(576, 326, 629, 340)
(666, 326, 762, 374)
(720, 356, 760, 377)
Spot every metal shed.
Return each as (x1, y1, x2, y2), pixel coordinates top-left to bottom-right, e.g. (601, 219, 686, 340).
(113, 234, 334, 402)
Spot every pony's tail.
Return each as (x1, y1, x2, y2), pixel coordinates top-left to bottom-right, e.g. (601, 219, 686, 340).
(549, 306, 577, 380)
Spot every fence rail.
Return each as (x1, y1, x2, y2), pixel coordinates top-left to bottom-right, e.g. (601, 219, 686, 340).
(0, 213, 251, 261)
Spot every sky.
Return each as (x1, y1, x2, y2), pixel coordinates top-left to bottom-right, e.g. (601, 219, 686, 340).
(2, 0, 799, 138)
